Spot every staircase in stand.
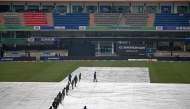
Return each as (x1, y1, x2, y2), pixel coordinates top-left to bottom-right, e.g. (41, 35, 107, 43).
(19, 13, 25, 26)
(46, 13, 54, 26)
(147, 14, 154, 26)
(0, 14, 5, 26)
(90, 13, 95, 26)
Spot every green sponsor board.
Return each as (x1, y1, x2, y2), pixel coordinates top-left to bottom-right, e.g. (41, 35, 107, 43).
(0, 26, 34, 30)
(0, 26, 7, 30)
(86, 26, 107, 30)
(1, 38, 28, 42)
(107, 26, 156, 30)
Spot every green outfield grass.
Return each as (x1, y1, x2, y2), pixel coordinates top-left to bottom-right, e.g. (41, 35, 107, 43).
(0, 61, 190, 83)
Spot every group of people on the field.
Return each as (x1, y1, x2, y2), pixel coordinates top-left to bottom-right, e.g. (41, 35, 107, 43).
(49, 71, 97, 109)
(49, 73, 82, 109)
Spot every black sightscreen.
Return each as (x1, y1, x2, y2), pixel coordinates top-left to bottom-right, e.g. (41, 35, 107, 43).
(68, 44, 95, 56)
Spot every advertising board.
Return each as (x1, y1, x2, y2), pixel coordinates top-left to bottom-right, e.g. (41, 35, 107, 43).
(117, 44, 146, 56)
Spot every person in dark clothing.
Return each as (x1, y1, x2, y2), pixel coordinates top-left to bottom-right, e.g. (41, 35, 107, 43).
(68, 81, 70, 90)
(49, 106, 52, 109)
(71, 79, 75, 89)
(28, 51, 30, 57)
(84, 106, 87, 109)
(79, 73, 81, 82)
(94, 71, 97, 82)
(66, 83, 69, 95)
(68, 74, 72, 83)
(52, 100, 58, 109)
(58, 91, 62, 103)
(62, 87, 66, 100)
(74, 75, 78, 87)
(54, 96, 59, 107)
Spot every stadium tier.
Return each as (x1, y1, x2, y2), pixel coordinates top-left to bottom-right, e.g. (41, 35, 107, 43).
(24, 12, 48, 26)
(154, 13, 190, 26)
(53, 13, 89, 26)
(94, 13, 119, 26)
(3, 12, 21, 26)
(124, 13, 148, 26)
(0, 12, 190, 26)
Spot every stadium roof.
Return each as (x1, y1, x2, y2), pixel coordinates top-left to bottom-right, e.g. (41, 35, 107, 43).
(1, 0, 190, 2)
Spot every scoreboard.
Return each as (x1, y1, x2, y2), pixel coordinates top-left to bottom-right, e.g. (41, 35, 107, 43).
(117, 44, 147, 56)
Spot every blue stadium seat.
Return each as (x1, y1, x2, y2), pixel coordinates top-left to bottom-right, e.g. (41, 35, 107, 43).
(44, 51, 50, 54)
(154, 13, 190, 26)
(12, 51, 18, 54)
(53, 13, 90, 26)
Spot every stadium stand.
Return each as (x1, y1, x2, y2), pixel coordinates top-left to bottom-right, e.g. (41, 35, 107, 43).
(4, 50, 68, 57)
(53, 13, 89, 26)
(3, 44, 68, 57)
(3, 44, 65, 51)
(24, 12, 48, 26)
(124, 13, 148, 26)
(154, 13, 190, 26)
(94, 13, 119, 26)
(3, 12, 21, 26)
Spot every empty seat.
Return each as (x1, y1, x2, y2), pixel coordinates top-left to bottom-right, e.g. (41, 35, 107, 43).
(53, 13, 89, 26)
(3, 12, 21, 26)
(94, 13, 119, 26)
(124, 13, 148, 26)
(154, 13, 190, 26)
(24, 12, 48, 26)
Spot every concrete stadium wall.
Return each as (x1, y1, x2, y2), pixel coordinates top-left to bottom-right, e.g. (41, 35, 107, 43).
(63, 56, 190, 61)
(1, 56, 190, 61)
(1, 2, 188, 13)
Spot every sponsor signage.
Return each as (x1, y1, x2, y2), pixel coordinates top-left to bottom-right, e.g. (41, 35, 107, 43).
(65, 26, 79, 29)
(1, 38, 28, 42)
(40, 56, 64, 60)
(128, 59, 157, 61)
(28, 38, 34, 42)
(0, 57, 15, 61)
(163, 26, 190, 30)
(34, 26, 40, 30)
(107, 26, 156, 30)
(175, 26, 190, 30)
(156, 26, 163, 30)
(117, 44, 146, 56)
(0, 57, 36, 62)
(7, 26, 34, 30)
(0, 26, 34, 31)
(54, 26, 65, 30)
(34, 38, 60, 42)
(182, 38, 190, 42)
(108, 26, 142, 30)
(40, 26, 65, 30)
(79, 26, 86, 30)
